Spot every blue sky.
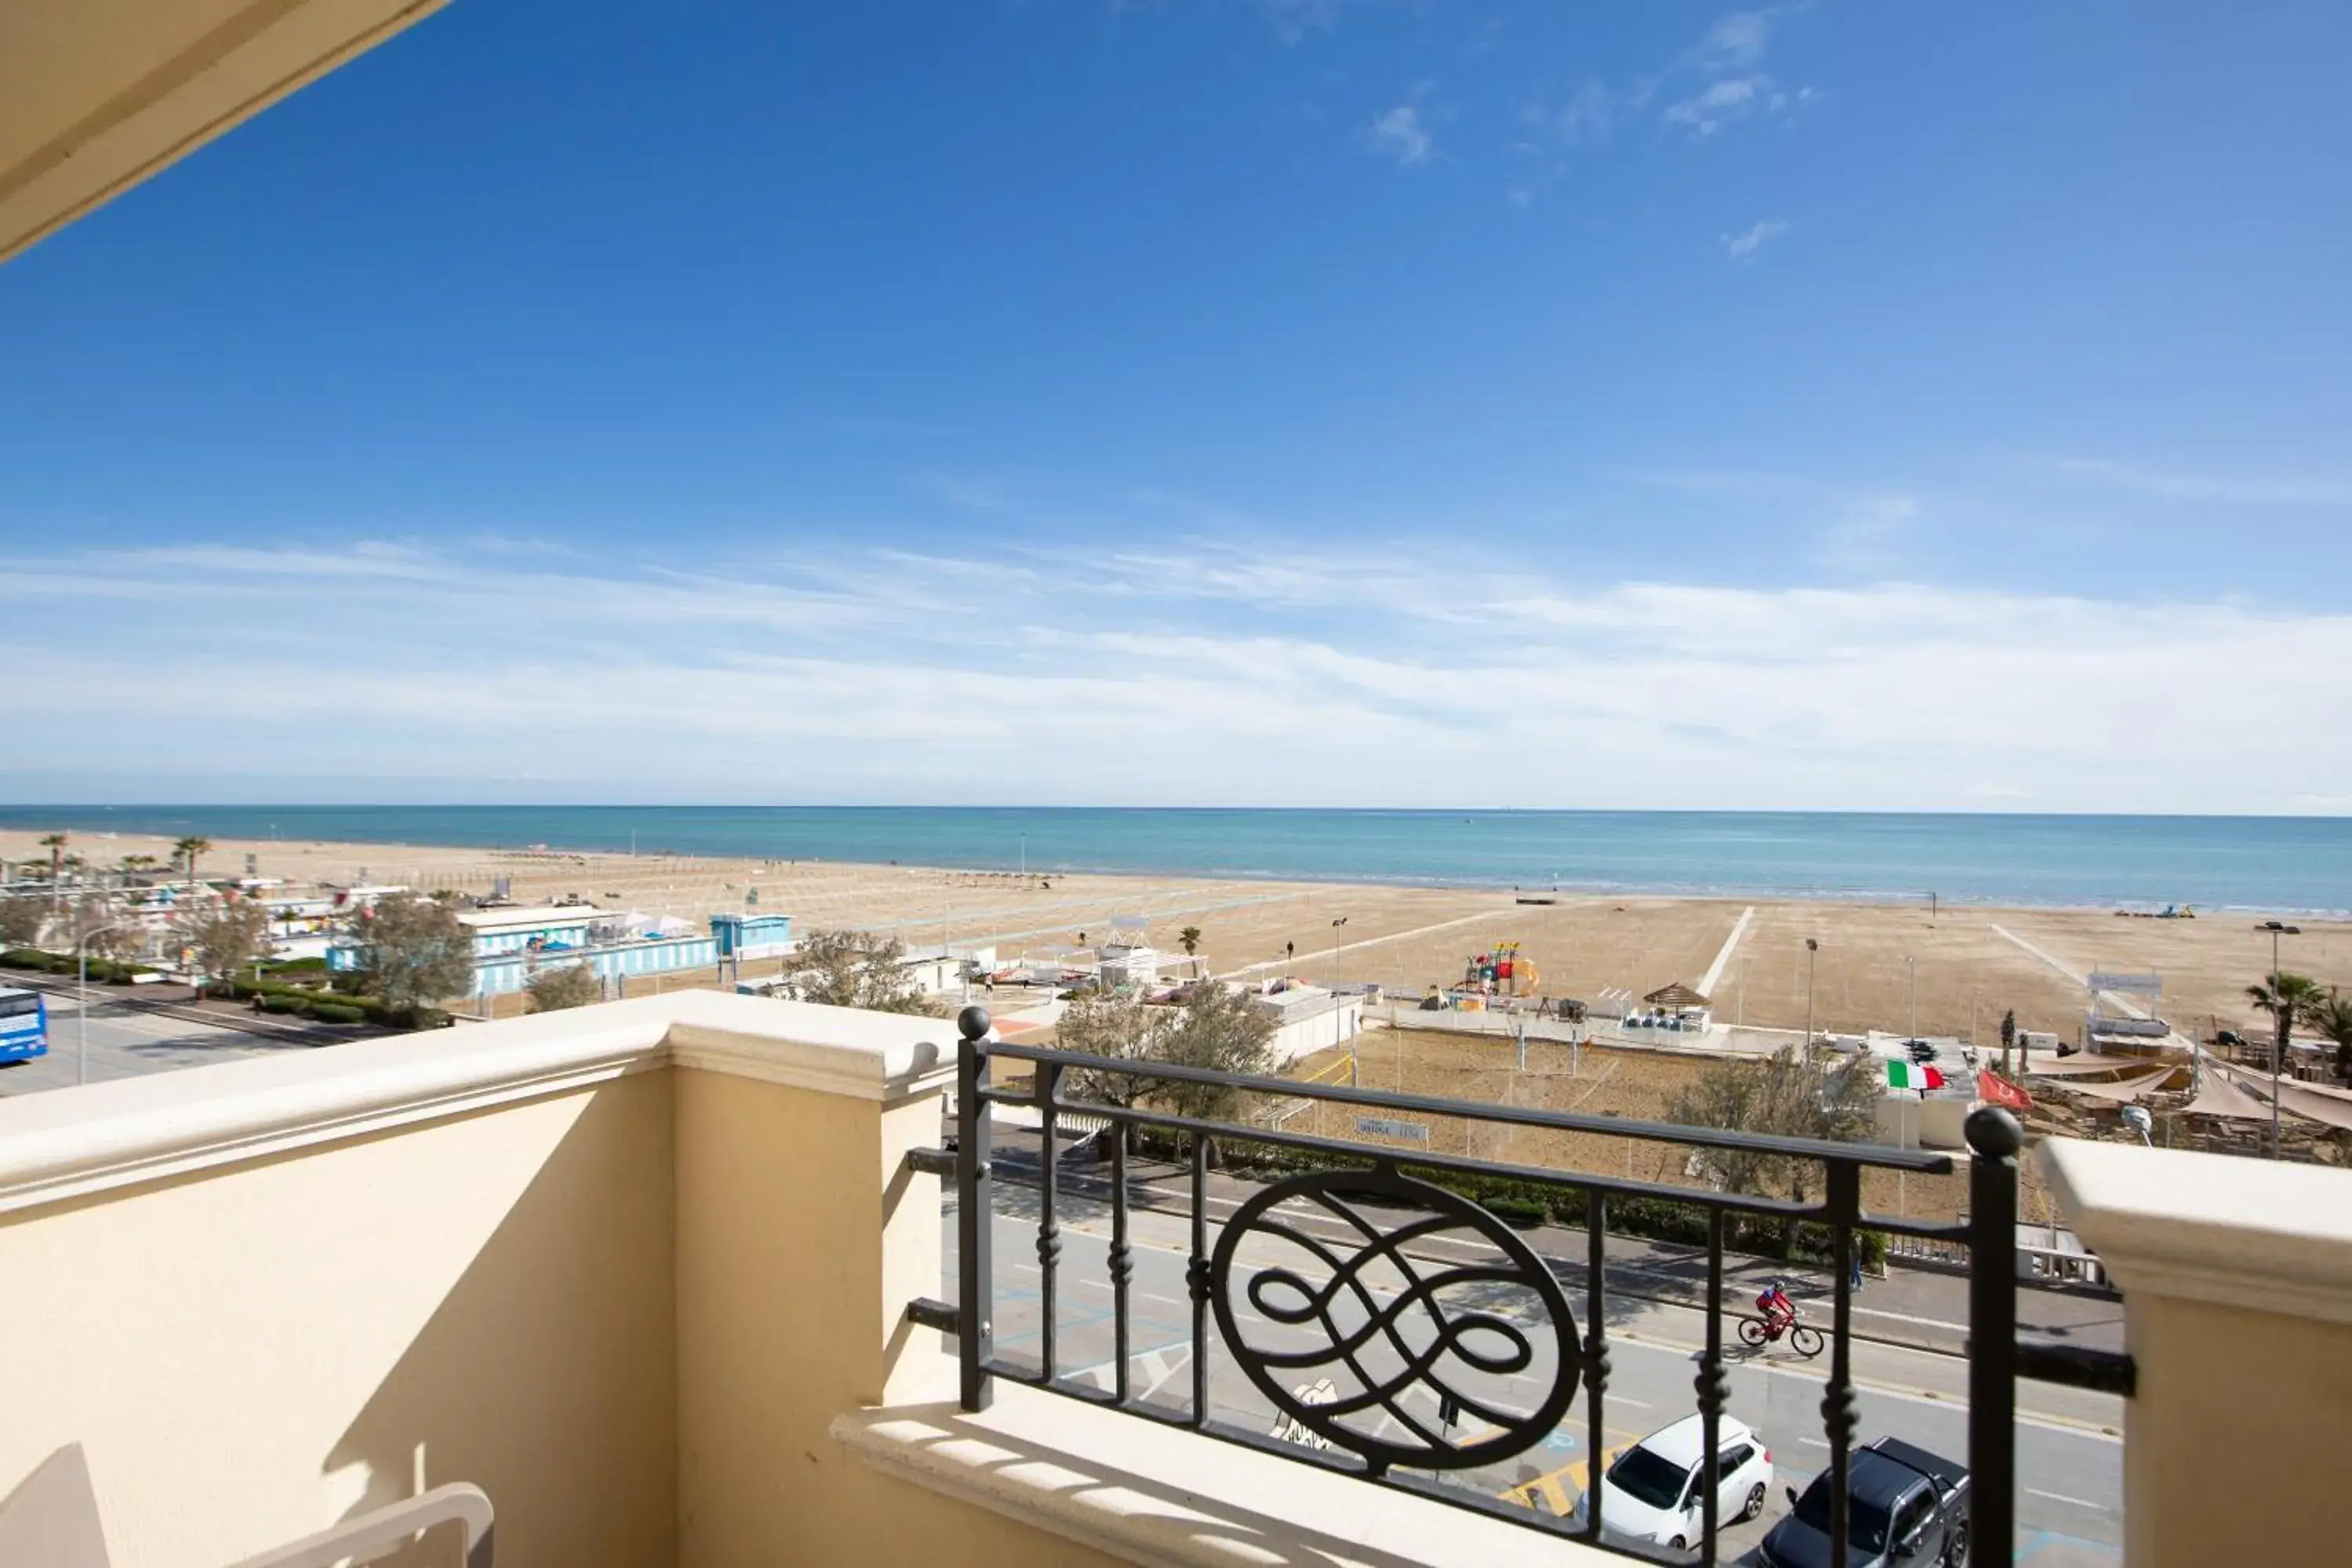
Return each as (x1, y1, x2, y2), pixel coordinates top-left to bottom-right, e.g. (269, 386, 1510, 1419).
(3, 2, 2350, 810)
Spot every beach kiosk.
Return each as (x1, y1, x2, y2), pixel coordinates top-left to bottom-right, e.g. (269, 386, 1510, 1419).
(1636, 982, 1714, 1031)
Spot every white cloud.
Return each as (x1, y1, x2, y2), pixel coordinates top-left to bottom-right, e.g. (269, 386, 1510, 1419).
(1722, 218, 1790, 259)
(1367, 103, 1432, 166)
(1256, 0, 1344, 45)
(3, 537, 2349, 812)
(1667, 74, 1772, 135)
(1555, 78, 1617, 145)
(1693, 10, 1774, 73)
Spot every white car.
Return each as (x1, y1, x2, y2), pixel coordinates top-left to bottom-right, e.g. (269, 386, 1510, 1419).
(1572, 1413, 1775, 1552)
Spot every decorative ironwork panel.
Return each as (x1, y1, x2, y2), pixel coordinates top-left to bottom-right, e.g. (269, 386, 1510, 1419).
(1208, 1165, 1581, 1472)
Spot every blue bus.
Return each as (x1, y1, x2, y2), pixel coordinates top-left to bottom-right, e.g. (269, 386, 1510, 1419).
(0, 985, 49, 1063)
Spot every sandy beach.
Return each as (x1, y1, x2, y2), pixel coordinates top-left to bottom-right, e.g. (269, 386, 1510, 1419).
(9, 826, 2341, 1046)
(12, 825, 2350, 1226)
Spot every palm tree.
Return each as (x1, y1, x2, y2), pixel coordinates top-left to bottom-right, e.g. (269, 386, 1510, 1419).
(2246, 971, 2328, 1076)
(2307, 993, 2352, 1084)
(119, 853, 156, 880)
(37, 832, 67, 915)
(1178, 926, 1202, 957)
(174, 836, 213, 887)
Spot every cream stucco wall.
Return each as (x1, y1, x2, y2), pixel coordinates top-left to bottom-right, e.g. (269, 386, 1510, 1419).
(672, 1065, 1130, 1568)
(0, 992, 1128, 1568)
(2122, 1291, 2352, 1566)
(2041, 1137, 2352, 1568)
(0, 1070, 678, 1568)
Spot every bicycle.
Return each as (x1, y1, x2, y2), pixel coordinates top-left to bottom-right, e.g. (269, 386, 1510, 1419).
(1737, 1309, 1824, 1359)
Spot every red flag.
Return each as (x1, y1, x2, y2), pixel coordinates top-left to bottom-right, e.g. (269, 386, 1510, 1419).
(1977, 1070, 2034, 1111)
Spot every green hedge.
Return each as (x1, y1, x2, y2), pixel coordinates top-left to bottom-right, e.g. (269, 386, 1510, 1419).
(1482, 1195, 1546, 1227)
(0, 949, 160, 984)
(227, 978, 418, 1028)
(1133, 1126, 1888, 1271)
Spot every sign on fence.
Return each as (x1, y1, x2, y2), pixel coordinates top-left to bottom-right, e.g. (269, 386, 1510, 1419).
(1355, 1115, 1430, 1143)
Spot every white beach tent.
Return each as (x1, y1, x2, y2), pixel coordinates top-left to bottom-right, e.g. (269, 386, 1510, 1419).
(2180, 1057, 2273, 1121)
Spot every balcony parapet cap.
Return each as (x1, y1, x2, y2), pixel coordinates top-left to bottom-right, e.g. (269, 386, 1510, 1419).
(833, 1382, 1622, 1568)
(2039, 1138, 2352, 1326)
(0, 991, 954, 1215)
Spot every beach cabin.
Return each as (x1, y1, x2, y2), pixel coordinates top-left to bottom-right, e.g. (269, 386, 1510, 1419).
(457, 906, 604, 957)
(1248, 980, 1366, 1065)
(711, 911, 795, 962)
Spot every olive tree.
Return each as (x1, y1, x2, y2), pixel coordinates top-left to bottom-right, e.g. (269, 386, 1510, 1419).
(1055, 993, 1169, 1146)
(1667, 1046, 1879, 1203)
(785, 927, 932, 1014)
(1153, 982, 1278, 1130)
(0, 895, 47, 948)
(355, 892, 476, 1008)
(524, 961, 600, 1014)
(174, 899, 271, 993)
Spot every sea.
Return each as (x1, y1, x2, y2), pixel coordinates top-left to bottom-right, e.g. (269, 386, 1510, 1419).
(1, 806, 2347, 913)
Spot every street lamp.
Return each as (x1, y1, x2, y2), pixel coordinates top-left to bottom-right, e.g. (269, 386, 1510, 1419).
(1804, 938, 1819, 1051)
(76, 920, 140, 1088)
(1907, 955, 1919, 1042)
(1331, 916, 1353, 1080)
(2257, 920, 2303, 1159)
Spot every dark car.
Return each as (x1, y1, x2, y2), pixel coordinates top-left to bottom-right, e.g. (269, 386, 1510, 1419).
(1757, 1436, 1970, 1568)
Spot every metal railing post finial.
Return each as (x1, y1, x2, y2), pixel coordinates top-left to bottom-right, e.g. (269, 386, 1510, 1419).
(1965, 1105, 2024, 1568)
(956, 1004, 995, 1411)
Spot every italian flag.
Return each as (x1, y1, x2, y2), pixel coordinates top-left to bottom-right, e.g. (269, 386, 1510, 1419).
(1886, 1061, 1946, 1091)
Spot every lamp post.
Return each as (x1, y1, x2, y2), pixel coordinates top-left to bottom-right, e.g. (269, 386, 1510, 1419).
(1331, 916, 1352, 1080)
(1804, 938, 1819, 1054)
(2257, 920, 2302, 1159)
(76, 920, 140, 1088)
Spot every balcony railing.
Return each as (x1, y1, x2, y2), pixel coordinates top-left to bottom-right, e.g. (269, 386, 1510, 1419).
(908, 1007, 2132, 1568)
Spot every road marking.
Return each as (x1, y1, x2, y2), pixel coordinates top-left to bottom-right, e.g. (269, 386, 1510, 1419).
(1849, 1304, 1969, 1330)
(1137, 1348, 1188, 1400)
(1798, 1437, 1829, 1450)
(2027, 1489, 2111, 1512)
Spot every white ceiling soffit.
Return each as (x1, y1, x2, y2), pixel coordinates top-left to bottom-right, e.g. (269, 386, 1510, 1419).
(0, 0, 451, 266)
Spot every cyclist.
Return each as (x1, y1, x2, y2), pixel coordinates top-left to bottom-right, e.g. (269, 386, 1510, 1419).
(1755, 1278, 1798, 1334)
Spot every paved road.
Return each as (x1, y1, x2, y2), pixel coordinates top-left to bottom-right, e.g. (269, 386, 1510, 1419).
(0, 990, 323, 1094)
(949, 1185, 2122, 1566)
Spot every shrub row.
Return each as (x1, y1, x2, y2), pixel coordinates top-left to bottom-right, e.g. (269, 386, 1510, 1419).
(1, 949, 160, 984)
(1131, 1125, 1887, 1270)
(224, 978, 435, 1029)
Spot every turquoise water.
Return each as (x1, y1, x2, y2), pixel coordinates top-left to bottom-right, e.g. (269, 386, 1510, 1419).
(2, 806, 2347, 912)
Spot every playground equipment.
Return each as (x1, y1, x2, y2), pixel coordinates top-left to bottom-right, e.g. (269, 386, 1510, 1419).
(1459, 942, 1541, 999)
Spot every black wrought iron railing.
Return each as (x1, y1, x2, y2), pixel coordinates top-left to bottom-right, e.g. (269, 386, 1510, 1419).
(906, 1007, 2130, 1568)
